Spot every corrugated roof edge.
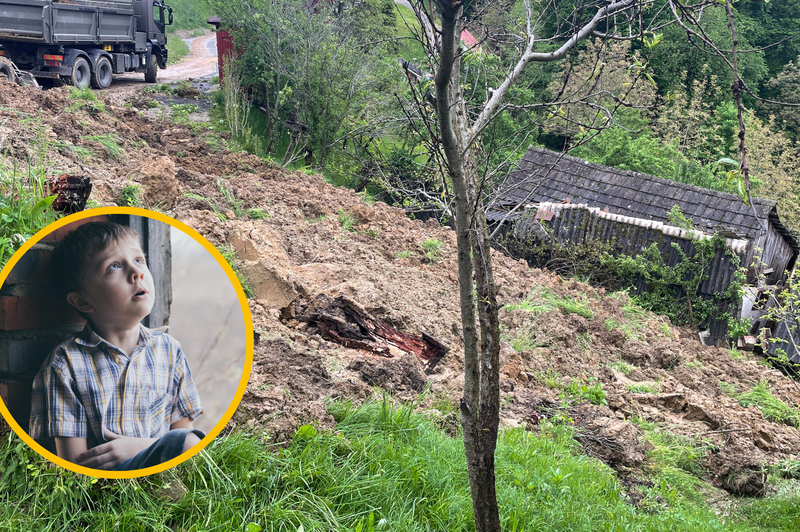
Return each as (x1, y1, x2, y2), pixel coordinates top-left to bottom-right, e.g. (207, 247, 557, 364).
(536, 202, 750, 254)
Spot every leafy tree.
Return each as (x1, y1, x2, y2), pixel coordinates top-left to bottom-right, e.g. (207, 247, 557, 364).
(649, 5, 767, 107)
(760, 58, 800, 141)
(209, 0, 399, 168)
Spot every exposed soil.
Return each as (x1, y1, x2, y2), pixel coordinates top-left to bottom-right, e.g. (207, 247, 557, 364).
(1, 79, 799, 500)
(105, 31, 218, 101)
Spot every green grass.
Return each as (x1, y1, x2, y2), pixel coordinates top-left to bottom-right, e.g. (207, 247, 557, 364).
(166, 33, 190, 65)
(737, 381, 800, 428)
(217, 244, 254, 298)
(510, 326, 546, 353)
(628, 381, 661, 394)
(535, 368, 563, 389)
(162, 0, 213, 31)
(247, 208, 270, 220)
(171, 103, 200, 122)
(117, 182, 143, 207)
(338, 209, 357, 232)
(719, 381, 739, 397)
(504, 285, 593, 320)
(82, 134, 124, 161)
(394, 4, 426, 60)
(395, 250, 413, 259)
(1, 397, 796, 531)
(560, 376, 607, 405)
(217, 178, 244, 217)
(51, 140, 94, 161)
(66, 87, 106, 114)
(605, 292, 672, 342)
(606, 359, 635, 375)
(421, 238, 443, 263)
(184, 191, 227, 221)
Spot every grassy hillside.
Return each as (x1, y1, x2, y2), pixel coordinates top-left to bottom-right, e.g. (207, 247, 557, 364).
(2, 399, 798, 531)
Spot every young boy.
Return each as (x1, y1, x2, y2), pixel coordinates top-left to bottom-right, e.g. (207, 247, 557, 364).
(28, 221, 204, 471)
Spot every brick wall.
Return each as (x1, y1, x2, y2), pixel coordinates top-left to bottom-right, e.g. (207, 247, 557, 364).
(0, 215, 108, 435)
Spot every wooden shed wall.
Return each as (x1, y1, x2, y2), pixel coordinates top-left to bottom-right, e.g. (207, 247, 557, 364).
(767, 320, 800, 363)
(762, 223, 795, 285)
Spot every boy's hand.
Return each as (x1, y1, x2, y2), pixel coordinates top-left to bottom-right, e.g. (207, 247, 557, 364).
(76, 429, 155, 470)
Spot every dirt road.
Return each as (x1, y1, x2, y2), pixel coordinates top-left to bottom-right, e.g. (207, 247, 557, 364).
(107, 31, 217, 95)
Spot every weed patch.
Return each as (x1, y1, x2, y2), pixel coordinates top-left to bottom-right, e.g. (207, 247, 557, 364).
(737, 381, 800, 428)
(338, 209, 357, 232)
(421, 238, 443, 263)
(217, 244, 254, 298)
(118, 182, 143, 207)
(246, 208, 270, 220)
(505, 285, 593, 319)
(82, 134, 124, 161)
(66, 87, 105, 114)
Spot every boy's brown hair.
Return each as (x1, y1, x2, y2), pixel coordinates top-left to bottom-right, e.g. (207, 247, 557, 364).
(52, 221, 142, 296)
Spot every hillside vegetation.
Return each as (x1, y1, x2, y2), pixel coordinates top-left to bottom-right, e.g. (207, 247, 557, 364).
(0, 80, 798, 529)
(206, 0, 800, 234)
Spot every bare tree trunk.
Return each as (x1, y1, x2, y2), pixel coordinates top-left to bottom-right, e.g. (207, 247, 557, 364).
(434, 4, 501, 531)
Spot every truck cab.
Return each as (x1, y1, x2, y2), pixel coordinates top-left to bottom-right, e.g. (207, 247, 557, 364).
(134, 0, 173, 69)
(0, 0, 173, 87)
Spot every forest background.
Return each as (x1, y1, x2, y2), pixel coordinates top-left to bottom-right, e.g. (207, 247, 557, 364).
(203, 0, 800, 235)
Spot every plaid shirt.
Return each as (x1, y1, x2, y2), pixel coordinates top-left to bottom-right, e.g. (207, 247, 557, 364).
(29, 323, 203, 450)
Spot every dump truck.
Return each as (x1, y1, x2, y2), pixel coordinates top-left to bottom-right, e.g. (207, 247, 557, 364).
(0, 0, 173, 88)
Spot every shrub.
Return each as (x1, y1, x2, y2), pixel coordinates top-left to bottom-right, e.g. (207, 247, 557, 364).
(421, 238, 443, 263)
(117, 182, 143, 207)
(338, 209, 357, 232)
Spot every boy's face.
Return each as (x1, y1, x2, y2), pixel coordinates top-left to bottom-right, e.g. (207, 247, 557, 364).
(69, 237, 156, 328)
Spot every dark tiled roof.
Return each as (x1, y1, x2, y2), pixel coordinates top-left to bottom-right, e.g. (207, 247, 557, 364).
(496, 146, 798, 252)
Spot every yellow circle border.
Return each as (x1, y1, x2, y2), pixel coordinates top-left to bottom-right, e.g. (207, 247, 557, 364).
(0, 206, 254, 478)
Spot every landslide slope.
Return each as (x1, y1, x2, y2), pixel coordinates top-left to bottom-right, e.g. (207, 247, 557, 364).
(2, 81, 799, 499)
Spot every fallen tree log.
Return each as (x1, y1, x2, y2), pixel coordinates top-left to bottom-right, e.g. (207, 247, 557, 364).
(301, 294, 447, 374)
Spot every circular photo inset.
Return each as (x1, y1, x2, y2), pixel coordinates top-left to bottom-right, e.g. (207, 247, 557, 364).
(0, 207, 253, 478)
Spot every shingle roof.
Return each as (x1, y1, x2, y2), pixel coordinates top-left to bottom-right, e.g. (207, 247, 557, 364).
(495, 146, 798, 252)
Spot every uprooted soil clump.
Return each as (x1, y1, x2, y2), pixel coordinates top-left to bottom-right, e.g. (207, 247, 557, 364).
(1, 81, 799, 499)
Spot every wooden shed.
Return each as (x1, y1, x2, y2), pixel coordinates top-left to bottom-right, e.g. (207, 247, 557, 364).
(489, 146, 800, 357)
(491, 146, 799, 285)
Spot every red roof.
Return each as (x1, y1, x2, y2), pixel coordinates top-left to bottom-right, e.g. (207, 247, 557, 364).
(461, 29, 479, 49)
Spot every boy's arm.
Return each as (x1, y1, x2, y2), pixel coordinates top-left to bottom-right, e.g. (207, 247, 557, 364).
(75, 429, 156, 470)
(55, 436, 88, 463)
(170, 417, 193, 430)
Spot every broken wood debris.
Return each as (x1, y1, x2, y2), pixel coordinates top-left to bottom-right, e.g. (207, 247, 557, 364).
(47, 174, 91, 213)
(302, 295, 447, 373)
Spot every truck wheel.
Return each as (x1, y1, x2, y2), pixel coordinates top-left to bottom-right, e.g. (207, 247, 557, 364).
(0, 57, 16, 84)
(144, 58, 157, 83)
(68, 57, 91, 89)
(91, 56, 113, 89)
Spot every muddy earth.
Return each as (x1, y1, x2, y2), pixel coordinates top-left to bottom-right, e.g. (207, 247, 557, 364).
(0, 79, 798, 501)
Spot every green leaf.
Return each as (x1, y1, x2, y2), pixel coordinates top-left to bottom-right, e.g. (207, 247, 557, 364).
(244, 523, 262, 532)
(716, 157, 741, 168)
(736, 179, 750, 205)
(31, 195, 57, 217)
(293, 424, 318, 441)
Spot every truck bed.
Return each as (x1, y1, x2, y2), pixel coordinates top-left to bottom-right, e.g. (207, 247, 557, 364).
(0, 0, 135, 45)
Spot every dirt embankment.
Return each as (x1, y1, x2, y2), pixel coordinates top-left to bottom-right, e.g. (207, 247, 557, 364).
(1, 80, 799, 499)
